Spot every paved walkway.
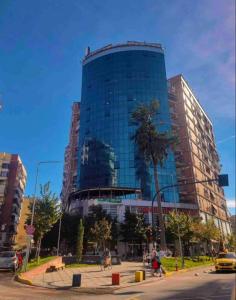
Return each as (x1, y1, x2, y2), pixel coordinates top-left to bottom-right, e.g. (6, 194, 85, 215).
(31, 262, 160, 289)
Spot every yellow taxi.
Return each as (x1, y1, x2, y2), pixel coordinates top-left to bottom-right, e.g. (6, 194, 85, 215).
(215, 252, 236, 272)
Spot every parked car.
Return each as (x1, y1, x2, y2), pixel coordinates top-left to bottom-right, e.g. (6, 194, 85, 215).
(215, 252, 236, 272)
(0, 251, 19, 272)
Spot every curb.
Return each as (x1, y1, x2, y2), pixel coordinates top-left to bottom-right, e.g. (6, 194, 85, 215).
(15, 274, 33, 286)
(15, 264, 214, 294)
(165, 264, 214, 277)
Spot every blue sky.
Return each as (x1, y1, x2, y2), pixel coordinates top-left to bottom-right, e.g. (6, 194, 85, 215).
(0, 0, 235, 213)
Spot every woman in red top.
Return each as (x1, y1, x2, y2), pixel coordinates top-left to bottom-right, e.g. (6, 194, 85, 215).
(16, 252, 23, 269)
(151, 255, 162, 277)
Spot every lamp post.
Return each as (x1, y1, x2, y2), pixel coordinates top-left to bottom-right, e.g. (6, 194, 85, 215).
(24, 160, 62, 271)
(171, 174, 184, 269)
(56, 203, 62, 256)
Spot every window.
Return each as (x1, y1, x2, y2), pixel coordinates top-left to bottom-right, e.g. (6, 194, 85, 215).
(0, 171, 8, 177)
(1, 163, 10, 169)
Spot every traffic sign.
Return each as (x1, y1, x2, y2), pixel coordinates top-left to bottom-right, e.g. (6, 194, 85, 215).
(218, 174, 229, 187)
(25, 225, 35, 235)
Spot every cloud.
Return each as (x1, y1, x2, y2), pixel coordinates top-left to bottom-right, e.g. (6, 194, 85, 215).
(227, 199, 236, 208)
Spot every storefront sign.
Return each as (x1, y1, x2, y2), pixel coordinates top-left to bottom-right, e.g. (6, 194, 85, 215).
(97, 198, 122, 204)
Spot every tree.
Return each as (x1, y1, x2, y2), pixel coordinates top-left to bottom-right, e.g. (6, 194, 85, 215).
(166, 211, 194, 267)
(76, 219, 84, 262)
(225, 234, 236, 251)
(90, 218, 112, 251)
(120, 209, 147, 244)
(27, 182, 60, 261)
(192, 218, 221, 258)
(42, 213, 82, 254)
(131, 100, 176, 250)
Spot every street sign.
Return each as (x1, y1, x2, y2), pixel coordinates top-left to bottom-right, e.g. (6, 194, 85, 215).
(218, 174, 229, 187)
(25, 224, 35, 235)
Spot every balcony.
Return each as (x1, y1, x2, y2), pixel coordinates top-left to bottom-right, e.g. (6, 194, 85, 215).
(12, 205, 20, 215)
(0, 185, 6, 195)
(13, 197, 21, 207)
(8, 224, 17, 235)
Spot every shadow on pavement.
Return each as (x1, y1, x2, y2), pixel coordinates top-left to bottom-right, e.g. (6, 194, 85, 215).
(144, 277, 234, 300)
(115, 291, 144, 296)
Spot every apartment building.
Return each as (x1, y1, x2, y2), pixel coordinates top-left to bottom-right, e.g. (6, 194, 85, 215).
(15, 197, 31, 249)
(61, 102, 80, 209)
(0, 153, 27, 249)
(168, 75, 231, 236)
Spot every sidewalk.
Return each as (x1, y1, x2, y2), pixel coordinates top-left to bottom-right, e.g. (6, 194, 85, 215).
(31, 262, 161, 290)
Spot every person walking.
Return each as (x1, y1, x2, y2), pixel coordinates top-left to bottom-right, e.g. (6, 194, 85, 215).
(151, 253, 162, 277)
(143, 249, 147, 267)
(16, 251, 23, 270)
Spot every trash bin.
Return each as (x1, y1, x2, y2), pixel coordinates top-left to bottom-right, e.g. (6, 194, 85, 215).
(112, 273, 120, 285)
(72, 274, 81, 287)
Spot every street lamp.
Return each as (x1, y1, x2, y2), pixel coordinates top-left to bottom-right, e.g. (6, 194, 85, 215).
(24, 160, 62, 270)
(56, 203, 62, 256)
(171, 174, 184, 269)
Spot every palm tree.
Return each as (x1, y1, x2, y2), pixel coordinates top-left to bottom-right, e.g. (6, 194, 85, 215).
(131, 100, 176, 250)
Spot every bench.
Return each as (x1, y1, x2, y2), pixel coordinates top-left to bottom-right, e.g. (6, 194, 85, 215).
(46, 263, 65, 273)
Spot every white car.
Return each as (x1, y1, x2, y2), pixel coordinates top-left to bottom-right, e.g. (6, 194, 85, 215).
(0, 251, 18, 272)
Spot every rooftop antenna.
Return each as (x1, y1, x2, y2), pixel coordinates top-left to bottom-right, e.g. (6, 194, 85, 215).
(85, 47, 90, 56)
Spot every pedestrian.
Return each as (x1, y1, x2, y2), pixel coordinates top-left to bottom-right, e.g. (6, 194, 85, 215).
(143, 249, 147, 267)
(151, 253, 162, 277)
(16, 251, 23, 270)
(151, 248, 157, 259)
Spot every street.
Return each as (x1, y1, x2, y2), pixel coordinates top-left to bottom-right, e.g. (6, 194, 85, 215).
(0, 267, 235, 300)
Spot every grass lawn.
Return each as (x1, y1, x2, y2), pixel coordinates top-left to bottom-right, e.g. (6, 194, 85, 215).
(25, 256, 56, 272)
(65, 263, 98, 268)
(162, 256, 214, 272)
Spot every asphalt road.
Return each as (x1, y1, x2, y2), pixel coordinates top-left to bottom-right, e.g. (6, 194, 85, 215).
(0, 267, 235, 300)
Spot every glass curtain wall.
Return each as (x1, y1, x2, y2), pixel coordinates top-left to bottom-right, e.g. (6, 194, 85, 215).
(78, 44, 179, 202)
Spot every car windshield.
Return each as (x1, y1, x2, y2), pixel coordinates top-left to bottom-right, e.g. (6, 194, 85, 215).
(218, 253, 236, 259)
(0, 251, 15, 257)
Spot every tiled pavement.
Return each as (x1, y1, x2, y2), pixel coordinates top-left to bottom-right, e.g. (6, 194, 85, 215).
(32, 262, 157, 289)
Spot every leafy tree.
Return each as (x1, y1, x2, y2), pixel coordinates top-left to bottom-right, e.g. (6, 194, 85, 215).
(76, 219, 84, 262)
(42, 213, 81, 253)
(192, 218, 221, 258)
(120, 209, 147, 244)
(166, 211, 195, 267)
(42, 205, 119, 254)
(131, 100, 176, 250)
(225, 234, 236, 251)
(27, 182, 60, 260)
(90, 218, 112, 251)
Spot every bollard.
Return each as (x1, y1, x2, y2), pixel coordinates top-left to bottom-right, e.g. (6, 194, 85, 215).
(72, 274, 81, 287)
(112, 273, 120, 285)
(135, 271, 143, 282)
(141, 270, 145, 280)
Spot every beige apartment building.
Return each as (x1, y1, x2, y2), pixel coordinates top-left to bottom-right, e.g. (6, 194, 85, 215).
(168, 75, 231, 236)
(15, 197, 31, 249)
(0, 153, 27, 249)
(61, 102, 80, 209)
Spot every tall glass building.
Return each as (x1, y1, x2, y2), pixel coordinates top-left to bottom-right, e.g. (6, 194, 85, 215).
(78, 42, 179, 202)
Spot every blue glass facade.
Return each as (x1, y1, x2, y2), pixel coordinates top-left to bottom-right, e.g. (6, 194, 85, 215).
(78, 43, 179, 202)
